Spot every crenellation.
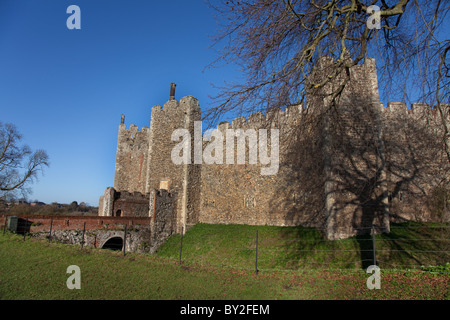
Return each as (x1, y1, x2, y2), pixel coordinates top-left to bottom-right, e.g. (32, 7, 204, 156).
(385, 102, 407, 117)
(286, 103, 302, 116)
(378, 102, 447, 127)
(232, 116, 247, 129)
(162, 98, 180, 111)
(248, 112, 265, 128)
(180, 95, 200, 111)
(151, 104, 163, 115)
(266, 107, 284, 128)
(217, 120, 230, 133)
(118, 123, 150, 135)
(435, 104, 450, 122)
(411, 102, 430, 119)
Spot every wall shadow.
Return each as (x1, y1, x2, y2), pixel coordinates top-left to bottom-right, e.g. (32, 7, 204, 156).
(268, 89, 447, 269)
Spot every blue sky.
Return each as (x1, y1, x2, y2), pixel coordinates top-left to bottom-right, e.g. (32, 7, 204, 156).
(0, 0, 240, 206)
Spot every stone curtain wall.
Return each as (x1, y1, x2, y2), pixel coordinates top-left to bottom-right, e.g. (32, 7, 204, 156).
(382, 102, 449, 223)
(198, 57, 448, 238)
(199, 105, 325, 230)
(99, 57, 449, 241)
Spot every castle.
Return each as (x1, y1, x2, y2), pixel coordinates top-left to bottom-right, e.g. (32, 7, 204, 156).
(99, 57, 449, 246)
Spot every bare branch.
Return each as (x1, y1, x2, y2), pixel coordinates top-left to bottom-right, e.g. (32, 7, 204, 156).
(0, 122, 49, 197)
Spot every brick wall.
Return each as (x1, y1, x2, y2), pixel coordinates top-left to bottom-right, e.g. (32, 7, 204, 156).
(0, 214, 150, 233)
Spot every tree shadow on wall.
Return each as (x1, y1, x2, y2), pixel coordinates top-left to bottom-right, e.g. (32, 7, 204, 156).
(268, 91, 447, 270)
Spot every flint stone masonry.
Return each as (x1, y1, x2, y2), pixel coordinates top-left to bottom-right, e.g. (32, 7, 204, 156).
(31, 228, 150, 253)
(99, 57, 449, 244)
(114, 123, 149, 194)
(149, 189, 177, 253)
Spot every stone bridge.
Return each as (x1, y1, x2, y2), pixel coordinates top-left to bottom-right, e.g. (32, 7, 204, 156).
(0, 214, 152, 253)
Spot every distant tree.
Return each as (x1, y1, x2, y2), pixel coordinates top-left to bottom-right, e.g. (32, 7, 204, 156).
(9, 203, 33, 215)
(0, 122, 49, 199)
(69, 201, 78, 211)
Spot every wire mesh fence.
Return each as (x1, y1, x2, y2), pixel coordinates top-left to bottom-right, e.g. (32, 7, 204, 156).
(156, 223, 450, 274)
(2, 215, 449, 274)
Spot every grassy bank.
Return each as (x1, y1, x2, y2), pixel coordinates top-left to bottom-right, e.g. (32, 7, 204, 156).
(0, 223, 448, 300)
(156, 222, 450, 271)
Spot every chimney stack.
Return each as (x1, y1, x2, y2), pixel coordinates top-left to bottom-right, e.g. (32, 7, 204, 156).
(170, 83, 176, 100)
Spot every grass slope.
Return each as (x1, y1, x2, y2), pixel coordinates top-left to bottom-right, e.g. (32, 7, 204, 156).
(0, 222, 448, 300)
(156, 222, 450, 271)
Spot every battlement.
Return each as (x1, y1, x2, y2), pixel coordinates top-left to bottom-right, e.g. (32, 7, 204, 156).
(381, 102, 449, 123)
(213, 100, 449, 135)
(118, 123, 150, 137)
(209, 56, 447, 137)
(115, 190, 150, 201)
(118, 114, 149, 134)
(214, 104, 305, 132)
(151, 95, 201, 116)
(214, 98, 448, 134)
(149, 188, 175, 199)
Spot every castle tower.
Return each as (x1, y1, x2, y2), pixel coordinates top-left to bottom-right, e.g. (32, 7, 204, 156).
(113, 116, 150, 194)
(146, 86, 201, 233)
(308, 57, 389, 239)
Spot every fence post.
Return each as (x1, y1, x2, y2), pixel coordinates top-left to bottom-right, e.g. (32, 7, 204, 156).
(23, 217, 28, 241)
(123, 224, 127, 256)
(179, 226, 184, 265)
(372, 226, 377, 266)
(48, 218, 53, 243)
(255, 230, 259, 275)
(81, 222, 86, 249)
(3, 216, 7, 234)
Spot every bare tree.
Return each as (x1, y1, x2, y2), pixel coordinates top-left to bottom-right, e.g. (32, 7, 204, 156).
(205, 0, 449, 159)
(0, 122, 49, 199)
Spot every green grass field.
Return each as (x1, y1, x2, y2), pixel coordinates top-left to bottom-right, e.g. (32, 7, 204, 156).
(157, 222, 450, 271)
(0, 222, 448, 300)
